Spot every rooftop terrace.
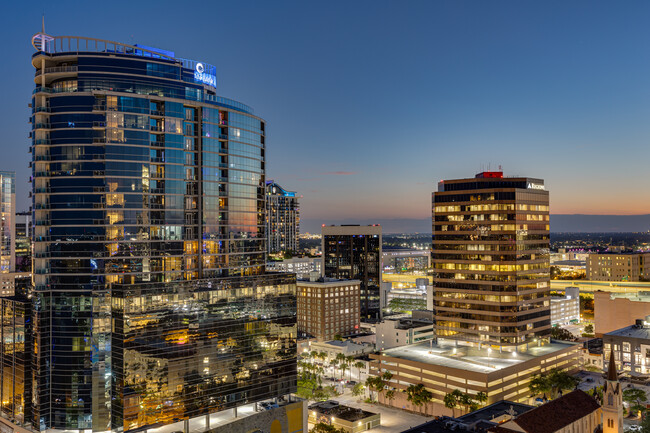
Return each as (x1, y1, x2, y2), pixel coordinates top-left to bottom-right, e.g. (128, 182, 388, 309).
(308, 401, 376, 422)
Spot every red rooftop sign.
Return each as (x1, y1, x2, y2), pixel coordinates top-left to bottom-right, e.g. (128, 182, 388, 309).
(475, 171, 504, 178)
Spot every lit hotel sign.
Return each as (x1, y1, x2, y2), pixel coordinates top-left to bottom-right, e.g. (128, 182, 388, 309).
(527, 182, 545, 190)
(194, 62, 216, 88)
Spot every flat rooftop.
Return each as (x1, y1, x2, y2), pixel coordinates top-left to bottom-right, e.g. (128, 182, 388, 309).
(457, 400, 533, 424)
(387, 318, 434, 330)
(380, 340, 577, 374)
(308, 401, 376, 422)
(606, 324, 650, 339)
(553, 260, 586, 266)
(603, 290, 650, 302)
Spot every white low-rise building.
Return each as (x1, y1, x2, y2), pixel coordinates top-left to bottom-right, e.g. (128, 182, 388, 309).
(551, 287, 580, 326)
(309, 339, 374, 362)
(375, 316, 435, 351)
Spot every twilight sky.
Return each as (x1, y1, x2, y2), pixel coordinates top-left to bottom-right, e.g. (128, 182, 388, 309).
(2, 1, 650, 233)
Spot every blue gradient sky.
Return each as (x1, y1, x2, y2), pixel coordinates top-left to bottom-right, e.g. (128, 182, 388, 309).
(2, 1, 650, 233)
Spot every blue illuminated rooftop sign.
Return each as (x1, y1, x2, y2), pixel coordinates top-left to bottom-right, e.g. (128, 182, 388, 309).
(194, 62, 217, 88)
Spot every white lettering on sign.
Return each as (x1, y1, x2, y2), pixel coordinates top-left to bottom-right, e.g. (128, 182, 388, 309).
(194, 62, 216, 88)
(527, 182, 545, 190)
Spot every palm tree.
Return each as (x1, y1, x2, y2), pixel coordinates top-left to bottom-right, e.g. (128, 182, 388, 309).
(329, 359, 338, 379)
(444, 391, 459, 417)
(405, 383, 433, 415)
(346, 356, 355, 380)
(340, 363, 349, 381)
(475, 391, 488, 406)
(365, 377, 377, 401)
(354, 361, 365, 381)
(335, 353, 347, 379)
(378, 371, 393, 403)
(418, 384, 434, 415)
(385, 389, 396, 407)
(459, 391, 473, 413)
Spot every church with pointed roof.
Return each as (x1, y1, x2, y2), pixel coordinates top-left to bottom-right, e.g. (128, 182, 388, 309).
(484, 351, 626, 433)
(602, 348, 623, 432)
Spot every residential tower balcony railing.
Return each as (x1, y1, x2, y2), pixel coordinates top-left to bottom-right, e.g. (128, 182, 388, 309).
(35, 65, 78, 77)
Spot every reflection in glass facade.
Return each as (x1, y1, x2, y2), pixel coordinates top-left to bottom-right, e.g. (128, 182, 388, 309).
(432, 172, 551, 350)
(0, 293, 31, 427)
(18, 33, 297, 433)
(112, 274, 296, 431)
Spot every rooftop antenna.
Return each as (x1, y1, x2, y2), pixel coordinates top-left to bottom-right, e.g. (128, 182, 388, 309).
(32, 14, 53, 51)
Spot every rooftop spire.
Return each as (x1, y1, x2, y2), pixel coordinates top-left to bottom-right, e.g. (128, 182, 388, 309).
(42, 14, 45, 33)
(607, 346, 618, 381)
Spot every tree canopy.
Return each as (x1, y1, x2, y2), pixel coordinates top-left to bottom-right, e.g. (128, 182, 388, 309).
(404, 383, 433, 414)
(551, 327, 576, 341)
(624, 388, 648, 417)
(443, 389, 487, 414)
(528, 368, 580, 399)
(309, 423, 346, 433)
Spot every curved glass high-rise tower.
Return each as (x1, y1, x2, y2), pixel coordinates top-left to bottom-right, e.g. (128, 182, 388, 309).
(25, 32, 297, 433)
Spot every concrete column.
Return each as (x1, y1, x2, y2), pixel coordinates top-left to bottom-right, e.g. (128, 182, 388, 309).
(205, 414, 210, 430)
(183, 418, 189, 433)
(234, 406, 238, 418)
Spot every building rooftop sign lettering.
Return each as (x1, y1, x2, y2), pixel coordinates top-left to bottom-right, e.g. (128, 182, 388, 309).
(527, 182, 545, 190)
(194, 62, 217, 88)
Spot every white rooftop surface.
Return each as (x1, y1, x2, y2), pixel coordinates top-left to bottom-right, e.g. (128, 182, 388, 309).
(381, 340, 575, 373)
(144, 400, 298, 433)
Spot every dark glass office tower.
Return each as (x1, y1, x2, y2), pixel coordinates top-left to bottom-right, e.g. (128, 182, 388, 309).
(432, 171, 551, 351)
(24, 32, 297, 432)
(321, 225, 382, 320)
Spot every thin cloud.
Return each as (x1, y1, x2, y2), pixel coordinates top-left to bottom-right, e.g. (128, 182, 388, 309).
(323, 171, 357, 176)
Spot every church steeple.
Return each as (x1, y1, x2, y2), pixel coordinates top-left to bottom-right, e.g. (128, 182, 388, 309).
(602, 346, 622, 433)
(607, 346, 618, 381)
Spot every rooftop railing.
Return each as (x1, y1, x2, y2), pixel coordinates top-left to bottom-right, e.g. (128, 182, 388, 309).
(33, 34, 177, 60)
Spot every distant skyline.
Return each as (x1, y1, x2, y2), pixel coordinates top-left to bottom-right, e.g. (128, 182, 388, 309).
(301, 215, 650, 234)
(3, 1, 650, 230)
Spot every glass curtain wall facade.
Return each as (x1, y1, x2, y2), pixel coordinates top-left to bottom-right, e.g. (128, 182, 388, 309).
(432, 172, 551, 351)
(0, 293, 31, 426)
(0, 171, 16, 273)
(23, 33, 296, 433)
(321, 225, 382, 320)
(265, 181, 299, 254)
(14, 212, 31, 273)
